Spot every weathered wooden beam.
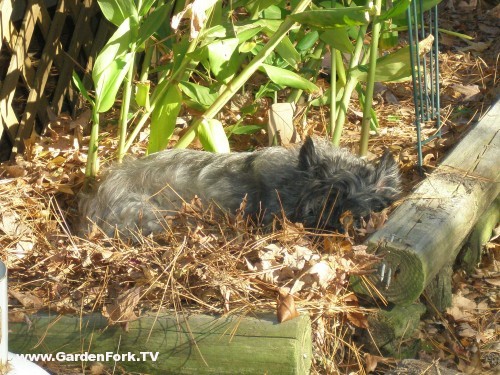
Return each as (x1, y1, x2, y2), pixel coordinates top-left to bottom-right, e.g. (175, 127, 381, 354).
(9, 312, 312, 374)
(355, 99, 500, 305)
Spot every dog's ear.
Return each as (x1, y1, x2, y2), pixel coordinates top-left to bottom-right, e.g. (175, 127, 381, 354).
(374, 150, 401, 200)
(298, 136, 318, 170)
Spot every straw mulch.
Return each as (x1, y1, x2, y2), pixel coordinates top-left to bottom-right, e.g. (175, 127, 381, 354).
(1, 6, 499, 371)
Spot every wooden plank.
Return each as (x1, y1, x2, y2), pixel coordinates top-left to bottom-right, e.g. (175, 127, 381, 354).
(9, 312, 312, 374)
(355, 99, 500, 305)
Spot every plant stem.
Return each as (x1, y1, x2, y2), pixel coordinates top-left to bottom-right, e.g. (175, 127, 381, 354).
(175, 0, 313, 149)
(328, 47, 336, 138)
(331, 23, 367, 146)
(84, 108, 100, 186)
(139, 40, 154, 82)
(117, 55, 135, 162)
(359, 0, 382, 157)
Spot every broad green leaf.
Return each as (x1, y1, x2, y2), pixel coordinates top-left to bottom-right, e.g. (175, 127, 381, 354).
(235, 19, 281, 35)
(200, 25, 228, 43)
(392, 0, 443, 24)
(320, 28, 354, 53)
(92, 18, 135, 80)
(379, 21, 399, 50)
(296, 30, 319, 52)
(290, 7, 370, 29)
(179, 81, 218, 109)
(260, 64, 319, 92)
(97, 0, 138, 26)
(243, 0, 283, 18)
(235, 26, 263, 43)
(197, 119, 230, 153)
(275, 36, 301, 67)
(261, 5, 283, 19)
(207, 38, 241, 82)
(138, 0, 158, 16)
(309, 87, 344, 107)
(135, 81, 150, 109)
(148, 85, 182, 154)
(92, 18, 136, 112)
(350, 44, 417, 82)
(239, 41, 257, 53)
(94, 52, 134, 113)
(226, 124, 263, 135)
(137, 4, 169, 46)
(378, 0, 411, 21)
(72, 72, 94, 106)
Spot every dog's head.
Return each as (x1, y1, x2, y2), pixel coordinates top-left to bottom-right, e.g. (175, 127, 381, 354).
(296, 137, 401, 231)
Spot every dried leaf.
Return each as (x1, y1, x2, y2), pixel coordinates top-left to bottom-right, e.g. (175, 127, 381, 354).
(450, 84, 481, 102)
(171, 0, 218, 39)
(446, 293, 476, 321)
(10, 289, 43, 310)
(277, 289, 300, 323)
(347, 311, 368, 329)
(103, 286, 143, 326)
(307, 261, 336, 290)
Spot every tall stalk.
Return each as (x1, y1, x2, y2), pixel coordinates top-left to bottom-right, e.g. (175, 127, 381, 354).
(328, 47, 337, 138)
(359, 0, 382, 157)
(331, 24, 368, 146)
(117, 55, 135, 162)
(84, 108, 100, 188)
(175, 0, 313, 149)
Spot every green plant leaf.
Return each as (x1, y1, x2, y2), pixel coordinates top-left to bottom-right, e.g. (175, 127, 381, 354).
(243, 0, 283, 18)
(207, 38, 241, 82)
(261, 4, 283, 19)
(138, 0, 158, 16)
(97, 0, 138, 26)
(296, 30, 319, 52)
(94, 52, 135, 113)
(135, 80, 150, 109)
(92, 18, 136, 80)
(92, 18, 137, 112)
(378, 0, 411, 21)
(72, 71, 94, 106)
(260, 64, 319, 92)
(379, 21, 399, 50)
(275, 36, 301, 67)
(290, 7, 370, 29)
(148, 85, 182, 154)
(179, 81, 218, 110)
(197, 119, 230, 153)
(350, 44, 415, 82)
(320, 28, 353, 53)
(239, 41, 257, 53)
(137, 4, 169, 46)
(226, 124, 263, 135)
(392, 0, 443, 24)
(235, 25, 263, 42)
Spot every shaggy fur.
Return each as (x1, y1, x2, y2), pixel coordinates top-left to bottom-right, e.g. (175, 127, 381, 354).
(78, 137, 401, 238)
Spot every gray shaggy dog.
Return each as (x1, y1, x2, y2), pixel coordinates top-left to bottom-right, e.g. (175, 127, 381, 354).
(78, 137, 400, 238)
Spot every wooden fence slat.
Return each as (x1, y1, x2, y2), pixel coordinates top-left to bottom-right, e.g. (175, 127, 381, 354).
(13, 0, 67, 153)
